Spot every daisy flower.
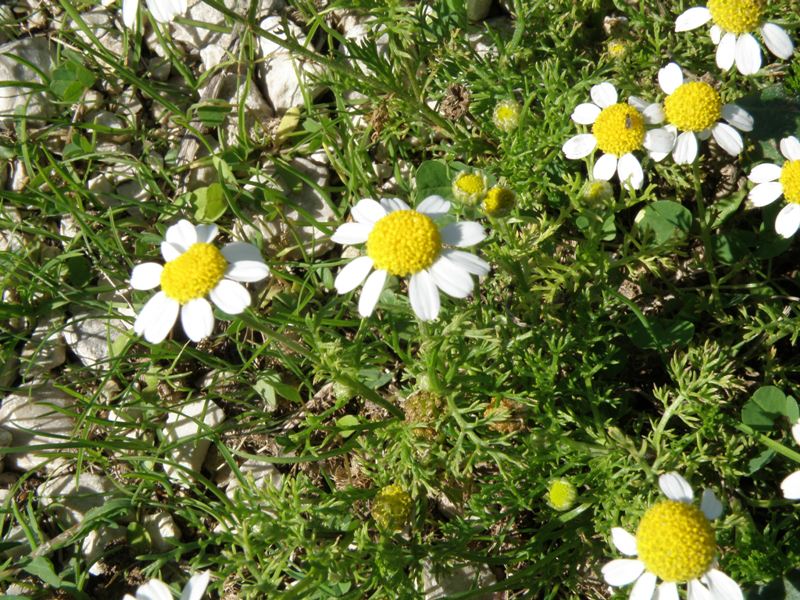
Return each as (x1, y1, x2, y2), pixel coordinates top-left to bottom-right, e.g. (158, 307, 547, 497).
(452, 170, 488, 205)
(492, 99, 521, 132)
(332, 196, 489, 321)
(122, 0, 187, 29)
(780, 419, 800, 499)
(747, 136, 800, 237)
(130, 220, 269, 344)
(123, 572, 209, 600)
(602, 472, 743, 600)
(675, 0, 794, 75)
(656, 62, 753, 165)
(562, 82, 675, 190)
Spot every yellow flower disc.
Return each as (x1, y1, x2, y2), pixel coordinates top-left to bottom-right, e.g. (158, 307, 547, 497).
(160, 242, 227, 304)
(635, 500, 716, 583)
(664, 82, 721, 132)
(708, 0, 764, 34)
(493, 100, 521, 131)
(547, 478, 577, 511)
(372, 484, 412, 531)
(780, 160, 800, 204)
(367, 210, 441, 277)
(483, 187, 515, 217)
(591, 103, 645, 156)
(455, 173, 486, 196)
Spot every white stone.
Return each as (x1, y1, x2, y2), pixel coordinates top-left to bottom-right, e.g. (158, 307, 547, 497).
(467, 17, 514, 59)
(0, 37, 54, 129)
(10, 159, 28, 192)
(420, 560, 496, 599)
(225, 459, 282, 500)
(87, 174, 115, 206)
(83, 526, 124, 575)
(163, 399, 225, 483)
(20, 314, 66, 377)
(143, 510, 182, 551)
(69, 9, 126, 60)
(63, 290, 133, 369)
(0, 205, 23, 251)
(0, 383, 76, 471)
(116, 179, 150, 203)
(204, 66, 273, 147)
(257, 16, 324, 114)
(38, 473, 118, 527)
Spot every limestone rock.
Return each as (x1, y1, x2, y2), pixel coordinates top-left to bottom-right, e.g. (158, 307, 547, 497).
(225, 459, 282, 500)
(0, 37, 55, 128)
(63, 312, 129, 369)
(0, 383, 76, 471)
(163, 399, 225, 483)
(466, 17, 513, 59)
(420, 560, 497, 599)
(144, 510, 182, 551)
(38, 473, 118, 527)
(69, 9, 126, 61)
(20, 314, 66, 378)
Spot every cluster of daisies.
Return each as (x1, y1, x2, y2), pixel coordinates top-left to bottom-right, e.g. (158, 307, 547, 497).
(563, 1, 800, 237)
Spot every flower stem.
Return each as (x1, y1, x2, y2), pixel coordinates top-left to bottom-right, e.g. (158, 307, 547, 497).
(692, 161, 721, 306)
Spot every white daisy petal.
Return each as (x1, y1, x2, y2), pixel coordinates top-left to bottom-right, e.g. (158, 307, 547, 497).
(221, 242, 263, 264)
(700, 489, 724, 520)
(617, 153, 644, 190)
(748, 182, 784, 207)
(781, 470, 800, 499)
(735, 33, 762, 75)
(601, 559, 645, 586)
(630, 571, 657, 600)
(628, 96, 649, 112)
(225, 260, 270, 283)
(721, 104, 753, 132)
(209, 279, 251, 315)
(775, 203, 800, 238)
(688, 580, 713, 600)
(136, 579, 174, 600)
(704, 569, 743, 600)
(710, 24, 722, 45)
(440, 222, 486, 247)
(642, 103, 665, 125)
(780, 136, 800, 161)
(408, 270, 441, 321)
(658, 63, 683, 95)
(593, 153, 618, 181)
(334, 255, 374, 294)
(441, 249, 490, 276)
(146, 0, 186, 22)
(180, 298, 214, 342)
(644, 128, 676, 155)
(194, 223, 218, 244)
(562, 133, 597, 159)
(673, 131, 698, 165)
(658, 582, 680, 600)
(130, 262, 163, 290)
(762, 23, 794, 60)
(181, 571, 211, 600)
(712, 122, 744, 156)
(351, 198, 388, 225)
(358, 269, 387, 317)
(611, 527, 638, 556)
(331, 222, 371, 245)
(416, 195, 451, 217)
(380, 198, 410, 212)
(134, 292, 179, 345)
(166, 219, 197, 252)
(161, 241, 183, 262)
(748, 163, 782, 183)
(571, 102, 602, 125)
(429, 256, 474, 298)
(591, 82, 618, 109)
(792, 421, 800, 446)
(675, 7, 712, 32)
(716, 33, 736, 71)
(659, 472, 694, 502)
(123, 0, 138, 28)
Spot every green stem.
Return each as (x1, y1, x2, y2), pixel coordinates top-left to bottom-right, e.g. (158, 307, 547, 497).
(692, 161, 721, 306)
(736, 423, 800, 464)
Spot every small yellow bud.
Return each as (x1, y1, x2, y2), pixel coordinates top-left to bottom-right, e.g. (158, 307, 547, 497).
(482, 186, 516, 218)
(547, 478, 577, 511)
(372, 484, 412, 531)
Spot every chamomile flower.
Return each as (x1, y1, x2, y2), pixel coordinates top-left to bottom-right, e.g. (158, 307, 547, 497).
(747, 136, 800, 237)
(482, 186, 515, 217)
(452, 171, 489, 205)
(657, 62, 753, 164)
(675, 0, 794, 75)
(562, 82, 675, 190)
(122, 0, 187, 29)
(332, 196, 490, 321)
(780, 420, 800, 499)
(602, 472, 743, 600)
(493, 99, 521, 132)
(130, 220, 269, 344)
(123, 572, 209, 600)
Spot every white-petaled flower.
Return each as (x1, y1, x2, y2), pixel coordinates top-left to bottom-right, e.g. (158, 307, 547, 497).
(602, 472, 743, 600)
(122, 0, 187, 29)
(781, 420, 800, 499)
(747, 136, 800, 238)
(561, 82, 675, 190)
(492, 99, 521, 132)
(675, 0, 794, 75)
(130, 220, 269, 344)
(452, 170, 489, 205)
(332, 196, 490, 322)
(123, 572, 209, 600)
(657, 62, 753, 165)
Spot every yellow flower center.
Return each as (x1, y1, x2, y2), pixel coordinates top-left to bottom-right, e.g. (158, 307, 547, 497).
(780, 160, 800, 204)
(483, 186, 515, 217)
(591, 103, 645, 156)
(372, 484, 412, 531)
(607, 40, 627, 58)
(708, 0, 764, 34)
(547, 478, 577, 511)
(493, 101, 520, 131)
(366, 210, 441, 277)
(664, 82, 721, 132)
(160, 243, 227, 304)
(455, 173, 486, 196)
(635, 500, 716, 582)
